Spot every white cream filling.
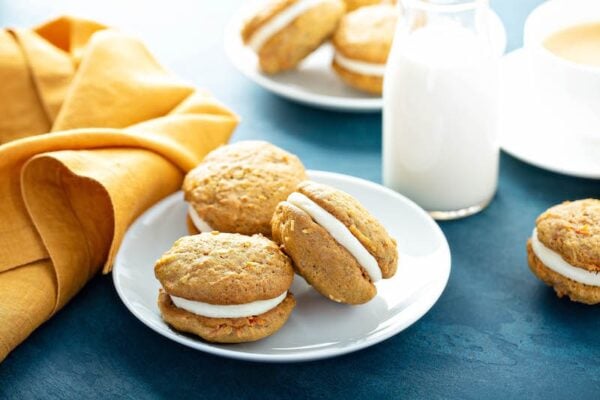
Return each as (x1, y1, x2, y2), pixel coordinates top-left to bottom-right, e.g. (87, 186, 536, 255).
(334, 52, 387, 77)
(188, 205, 214, 233)
(170, 291, 288, 318)
(247, 0, 326, 52)
(531, 229, 600, 287)
(287, 192, 382, 282)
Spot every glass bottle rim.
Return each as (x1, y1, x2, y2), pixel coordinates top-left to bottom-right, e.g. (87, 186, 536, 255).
(403, 0, 488, 13)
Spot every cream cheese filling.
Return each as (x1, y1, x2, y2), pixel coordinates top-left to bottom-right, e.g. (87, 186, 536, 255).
(170, 291, 288, 318)
(334, 52, 387, 77)
(188, 205, 214, 233)
(247, 0, 326, 52)
(287, 192, 382, 282)
(531, 228, 600, 287)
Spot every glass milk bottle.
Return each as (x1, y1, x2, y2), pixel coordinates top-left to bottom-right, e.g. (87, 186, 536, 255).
(383, 0, 501, 219)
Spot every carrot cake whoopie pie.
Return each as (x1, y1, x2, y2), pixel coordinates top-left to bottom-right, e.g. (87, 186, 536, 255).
(182, 141, 306, 236)
(272, 181, 398, 304)
(155, 232, 296, 343)
(332, 4, 399, 94)
(241, 0, 345, 74)
(527, 199, 600, 305)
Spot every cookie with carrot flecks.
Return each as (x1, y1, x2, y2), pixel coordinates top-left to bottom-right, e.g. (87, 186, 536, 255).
(241, 0, 345, 74)
(272, 180, 398, 304)
(155, 232, 296, 343)
(183, 140, 306, 236)
(527, 199, 600, 305)
(332, 4, 399, 94)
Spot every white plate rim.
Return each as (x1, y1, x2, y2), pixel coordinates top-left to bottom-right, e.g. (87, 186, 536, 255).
(223, 4, 383, 113)
(113, 170, 451, 362)
(500, 48, 600, 179)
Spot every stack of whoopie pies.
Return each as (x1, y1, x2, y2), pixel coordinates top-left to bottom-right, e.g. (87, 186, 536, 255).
(240, 0, 400, 95)
(154, 141, 399, 343)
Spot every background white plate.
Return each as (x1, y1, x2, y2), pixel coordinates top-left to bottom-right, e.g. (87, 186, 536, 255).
(224, 2, 383, 112)
(113, 171, 451, 362)
(500, 49, 600, 179)
(225, 2, 506, 113)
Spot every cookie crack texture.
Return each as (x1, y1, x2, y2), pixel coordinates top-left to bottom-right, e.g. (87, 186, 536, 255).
(154, 233, 294, 304)
(182, 141, 306, 235)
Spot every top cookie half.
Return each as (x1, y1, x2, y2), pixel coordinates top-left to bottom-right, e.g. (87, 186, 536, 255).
(536, 199, 600, 272)
(183, 141, 307, 236)
(155, 232, 294, 305)
(333, 3, 398, 64)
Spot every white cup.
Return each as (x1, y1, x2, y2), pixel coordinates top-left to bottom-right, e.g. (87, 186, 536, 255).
(523, 0, 600, 136)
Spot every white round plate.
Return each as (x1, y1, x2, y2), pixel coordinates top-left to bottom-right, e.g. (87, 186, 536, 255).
(500, 49, 600, 179)
(113, 170, 451, 362)
(224, 2, 382, 112)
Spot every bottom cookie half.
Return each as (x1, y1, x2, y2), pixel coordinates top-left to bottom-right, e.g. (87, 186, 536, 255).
(332, 60, 383, 95)
(158, 290, 296, 343)
(527, 240, 600, 305)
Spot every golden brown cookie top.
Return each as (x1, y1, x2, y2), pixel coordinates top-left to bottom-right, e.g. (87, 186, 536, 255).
(536, 199, 600, 272)
(297, 180, 398, 278)
(182, 140, 306, 236)
(154, 233, 294, 304)
(333, 4, 399, 63)
(241, 0, 297, 44)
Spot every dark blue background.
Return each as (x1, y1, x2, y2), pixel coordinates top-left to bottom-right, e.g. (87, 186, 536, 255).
(1, 1, 599, 398)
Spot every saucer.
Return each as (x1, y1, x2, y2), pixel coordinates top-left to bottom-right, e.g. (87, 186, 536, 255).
(500, 49, 600, 179)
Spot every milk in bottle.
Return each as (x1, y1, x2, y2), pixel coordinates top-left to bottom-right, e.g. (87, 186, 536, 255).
(383, 0, 501, 219)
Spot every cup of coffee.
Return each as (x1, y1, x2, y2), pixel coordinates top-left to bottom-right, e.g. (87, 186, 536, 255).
(524, 0, 600, 136)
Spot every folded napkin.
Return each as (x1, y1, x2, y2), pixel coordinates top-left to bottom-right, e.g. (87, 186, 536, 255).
(0, 16, 238, 361)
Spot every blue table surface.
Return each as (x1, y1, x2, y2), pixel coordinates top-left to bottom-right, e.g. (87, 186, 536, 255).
(1, 1, 600, 398)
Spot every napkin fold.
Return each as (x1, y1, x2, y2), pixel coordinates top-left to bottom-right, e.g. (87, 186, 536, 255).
(0, 16, 238, 361)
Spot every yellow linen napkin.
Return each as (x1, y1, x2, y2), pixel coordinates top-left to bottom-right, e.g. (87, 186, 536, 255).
(0, 16, 238, 361)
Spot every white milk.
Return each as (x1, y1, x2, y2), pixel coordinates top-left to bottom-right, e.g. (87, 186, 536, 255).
(383, 20, 499, 215)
